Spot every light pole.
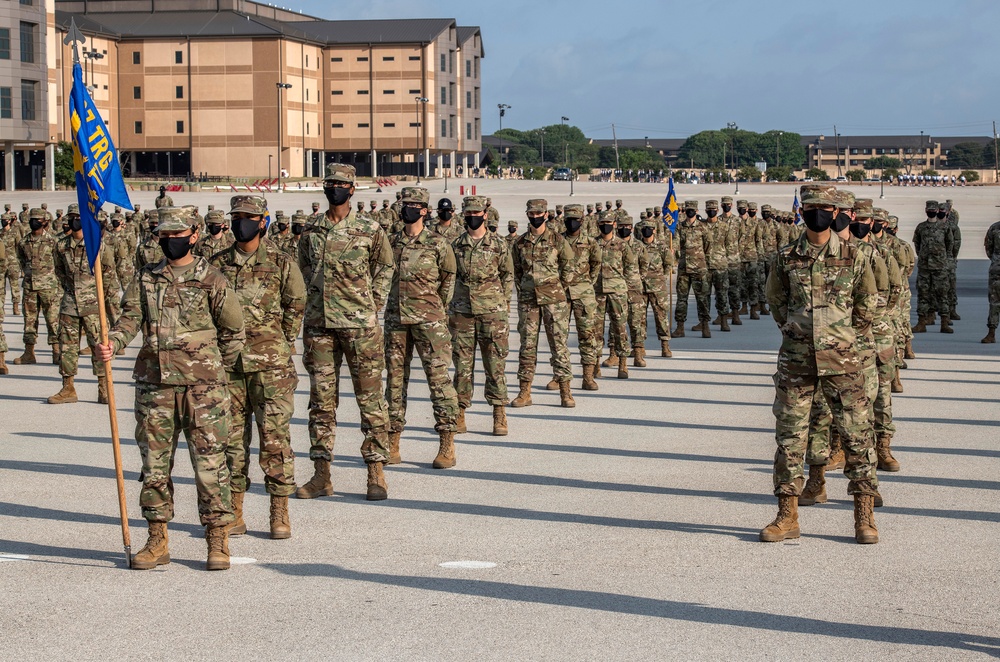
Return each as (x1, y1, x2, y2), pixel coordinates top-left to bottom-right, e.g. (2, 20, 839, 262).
(498, 103, 511, 171)
(268, 154, 273, 182)
(83, 51, 104, 98)
(776, 131, 783, 168)
(561, 116, 569, 165)
(414, 96, 428, 183)
(539, 127, 545, 170)
(276, 82, 292, 192)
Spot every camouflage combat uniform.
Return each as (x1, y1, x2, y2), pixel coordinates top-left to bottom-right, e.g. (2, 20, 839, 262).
(702, 201, 731, 322)
(720, 197, 743, 316)
(985, 221, 1000, 334)
(154, 192, 174, 208)
(635, 222, 675, 350)
(737, 204, 761, 314)
(674, 202, 711, 331)
(944, 202, 961, 316)
(1, 212, 22, 309)
(17, 215, 62, 354)
(561, 205, 602, 371)
(595, 228, 639, 362)
(912, 201, 953, 323)
(194, 223, 235, 259)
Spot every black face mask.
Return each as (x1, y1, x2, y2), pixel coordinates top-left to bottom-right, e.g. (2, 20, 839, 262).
(159, 235, 194, 260)
(849, 221, 872, 239)
(802, 209, 834, 233)
(29, 219, 44, 232)
(402, 207, 423, 224)
(762, 212, 774, 220)
(926, 211, 937, 218)
(706, 210, 718, 219)
(617, 227, 632, 239)
(565, 218, 582, 234)
(207, 223, 224, 236)
(615, 203, 622, 209)
(722, 205, 732, 213)
(277, 222, 288, 232)
(528, 216, 546, 229)
(488, 225, 497, 233)
(438, 210, 453, 222)
(464, 214, 485, 231)
(872, 222, 884, 234)
(69, 217, 83, 232)
(737, 208, 748, 215)
(63, 224, 71, 233)
(640, 227, 654, 238)
(324, 186, 352, 207)
(232, 219, 262, 243)
(833, 212, 852, 233)
(936, 211, 947, 219)
(748, 211, 757, 218)
(508, 226, 517, 234)
(684, 210, 697, 219)
(599, 223, 614, 236)
(292, 224, 305, 236)
(112, 219, 122, 229)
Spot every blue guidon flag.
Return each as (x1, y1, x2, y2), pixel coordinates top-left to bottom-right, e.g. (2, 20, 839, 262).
(662, 176, 680, 235)
(69, 60, 132, 270)
(792, 190, 802, 225)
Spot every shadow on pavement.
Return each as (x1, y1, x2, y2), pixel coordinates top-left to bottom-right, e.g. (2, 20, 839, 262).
(455, 437, 771, 465)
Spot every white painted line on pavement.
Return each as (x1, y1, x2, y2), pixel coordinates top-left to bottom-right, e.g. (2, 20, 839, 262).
(0, 554, 31, 562)
(229, 557, 258, 565)
(439, 560, 497, 569)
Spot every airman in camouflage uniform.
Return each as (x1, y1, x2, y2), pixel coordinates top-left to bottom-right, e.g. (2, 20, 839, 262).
(912, 200, 953, 333)
(672, 201, 711, 338)
(136, 214, 165, 271)
(884, 215, 916, 364)
(614, 215, 648, 364)
(719, 196, 743, 324)
(735, 200, 760, 319)
(1, 208, 22, 315)
(0, 238, 7, 371)
(272, 210, 303, 258)
(390, 190, 403, 218)
(15, 209, 61, 366)
(211, 195, 305, 540)
(758, 204, 778, 299)
(559, 203, 602, 390)
(944, 200, 961, 320)
(154, 185, 174, 208)
(297, 164, 395, 501)
(382, 186, 460, 468)
(595, 211, 639, 379)
(98, 205, 245, 571)
(429, 197, 463, 244)
(448, 196, 513, 437)
(510, 198, 576, 407)
(983, 218, 1000, 343)
(635, 218, 675, 358)
(702, 200, 731, 332)
(47, 205, 119, 405)
(484, 198, 501, 226)
(506, 220, 519, 248)
(761, 184, 879, 546)
(194, 210, 233, 259)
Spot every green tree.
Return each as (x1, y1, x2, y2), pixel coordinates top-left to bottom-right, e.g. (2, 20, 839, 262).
(882, 167, 901, 181)
(805, 167, 829, 181)
(921, 168, 939, 177)
(765, 166, 793, 182)
(945, 142, 985, 169)
(867, 156, 903, 170)
(845, 169, 866, 182)
(960, 170, 980, 183)
(737, 165, 762, 181)
(619, 148, 665, 172)
(55, 141, 76, 188)
(678, 128, 805, 169)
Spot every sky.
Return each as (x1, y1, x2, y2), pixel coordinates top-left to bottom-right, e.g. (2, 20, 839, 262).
(294, 0, 1000, 140)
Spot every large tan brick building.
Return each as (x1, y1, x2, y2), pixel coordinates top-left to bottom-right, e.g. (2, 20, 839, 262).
(2, 0, 484, 188)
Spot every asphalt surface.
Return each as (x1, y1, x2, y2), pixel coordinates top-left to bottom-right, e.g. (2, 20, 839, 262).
(1, 181, 998, 661)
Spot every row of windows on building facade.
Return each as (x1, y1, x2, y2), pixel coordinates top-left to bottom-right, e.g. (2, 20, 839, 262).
(126, 115, 481, 140)
(0, 22, 39, 64)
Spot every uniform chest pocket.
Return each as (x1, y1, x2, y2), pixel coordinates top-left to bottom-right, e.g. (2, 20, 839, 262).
(399, 246, 435, 282)
(249, 265, 280, 308)
(177, 283, 210, 321)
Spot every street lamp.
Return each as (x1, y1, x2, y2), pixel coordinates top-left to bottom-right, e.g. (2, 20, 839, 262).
(561, 116, 570, 165)
(414, 96, 428, 182)
(776, 131, 783, 168)
(498, 103, 511, 170)
(83, 50, 104, 97)
(276, 82, 292, 193)
(560, 116, 568, 125)
(539, 127, 545, 170)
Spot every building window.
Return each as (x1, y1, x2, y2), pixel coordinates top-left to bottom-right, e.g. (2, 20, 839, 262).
(176, 120, 184, 133)
(466, 60, 471, 77)
(135, 121, 143, 134)
(20, 80, 37, 120)
(331, 90, 343, 95)
(409, 122, 420, 128)
(449, 50, 454, 73)
(384, 123, 395, 128)
(475, 118, 480, 139)
(357, 56, 368, 62)
(441, 119, 447, 138)
(175, 86, 184, 99)
(440, 86, 446, 105)
(331, 123, 343, 128)
(175, 51, 183, 64)
(20, 0, 34, 5)
(306, 89, 309, 101)
(408, 55, 420, 61)
(305, 54, 309, 67)
(306, 122, 310, 135)
(131, 86, 141, 99)
(466, 91, 471, 109)
(0, 88, 11, 119)
(475, 87, 480, 109)
(450, 115, 455, 138)
(383, 56, 394, 62)
(383, 89, 394, 95)
(0, 29, 9, 60)
(440, 53, 446, 72)
(449, 83, 454, 106)
(132, 51, 140, 65)
(474, 57, 479, 78)
(19, 22, 36, 64)
(408, 88, 421, 94)
(466, 122, 472, 140)
(358, 89, 369, 95)
(358, 123, 369, 128)
(331, 56, 342, 62)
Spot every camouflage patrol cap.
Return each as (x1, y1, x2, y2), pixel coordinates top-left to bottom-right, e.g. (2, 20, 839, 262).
(639, 212, 648, 220)
(721, 196, 733, 204)
(56, 209, 63, 216)
(155, 207, 195, 233)
(761, 204, 773, 212)
(645, 208, 654, 214)
(595, 202, 604, 210)
(526, 199, 547, 213)
(937, 201, 948, 211)
(370, 200, 378, 207)
(547, 209, 555, 216)
(312, 202, 321, 209)
(605, 200, 612, 208)
(207, 204, 215, 211)
(747, 202, 758, 211)
(324, 163, 356, 183)
(705, 199, 719, 210)
(508, 220, 519, 228)
(229, 195, 268, 216)
(41, 203, 48, 209)
(736, 199, 748, 207)
(382, 199, 390, 205)
(275, 210, 287, 219)
(295, 209, 305, 215)
(887, 215, 899, 230)
(292, 213, 308, 225)
(556, 204, 563, 211)
(21, 203, 28, 209)
(853, 198, 874, 218)
(29, 207, 47, 220)
(3, 204, 9, 210)
(615, 199, 623, 205)
(564, 204, 585, 219)
(654, 206, 662, 214)
(832, 190, 856, 209)
(356, 201, 365, 209)
(586, 204, 594, 211)
(396, 191, 403, 199)
(800, 184, 838, 206)
(873, 208, 888, 223)
(401, 187, 430, 204)
(462, 195, 487, 212)
(925, 200, 938, 211)
(97, 210, 108, 220)
(617, 213, 634, 226)
(114, 205, 121, 213)
(205, 209, 225, 221)
(683, 200, 699, 211)
(67, 204, 81, 216)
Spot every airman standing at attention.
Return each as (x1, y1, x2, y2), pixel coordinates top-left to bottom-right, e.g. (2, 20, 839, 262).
(595, 211, 639, 379)
(983, 216, 1000, 343)
(1, 208, 22, 316)
(154, 185, 174, 209)
(912, 200, 953, 333)
(484, 198, 501, 226)
(635, 217, 675, 358)
(558, 203, 602, 391)
(430, 197, 463, 244)
(943, 200, 961, 321)
(506, 220, 519, 248)
(703, 200, 731, 333)
(720, 196, 743, 325)
(194, 209, 234, 258)
(136, 213, 165, 271)
(15, 208, 61, 366)
(672, 201, 711, 339)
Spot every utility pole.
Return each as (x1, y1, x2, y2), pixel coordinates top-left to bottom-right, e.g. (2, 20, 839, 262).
(539, 128, 545, 169)
(276, 82, 292, 192)
(612, 123, 620, 172)
(497, 104, 511, 171)
(994, 121, 999, 184)
(834, 125, 841, 177)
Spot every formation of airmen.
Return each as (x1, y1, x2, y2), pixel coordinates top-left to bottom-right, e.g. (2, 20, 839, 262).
(0, 165, 988, 566)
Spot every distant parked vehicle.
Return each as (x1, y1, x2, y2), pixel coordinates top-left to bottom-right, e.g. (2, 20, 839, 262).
(553, 167, 573, 181)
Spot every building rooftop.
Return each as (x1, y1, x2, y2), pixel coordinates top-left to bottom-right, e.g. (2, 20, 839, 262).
(284, 17, 456, 45)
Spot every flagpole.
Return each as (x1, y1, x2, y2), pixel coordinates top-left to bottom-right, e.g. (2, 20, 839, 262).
(668, 231, 674, 324)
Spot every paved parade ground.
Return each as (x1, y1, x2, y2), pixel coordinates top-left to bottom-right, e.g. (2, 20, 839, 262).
(1, 181, 999, 660)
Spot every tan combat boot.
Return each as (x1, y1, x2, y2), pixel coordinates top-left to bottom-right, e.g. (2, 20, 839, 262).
(661, 340, 672, 357)
(750, 304, 760, 320)
(366, 462, 388, 500)
(891, 371, 903, 393)
(720, 316, 731, 332)
(739, 303, 748, 315)
(940, 315, 954, 333)
(229, 490, 247, 535)
(97, 375, 109, 404)
(854, 494, 879, 544)
(47, 376, 78, 404)
(691, 320, 704, 332)
(701, 322, 712, 339)
(760, 303, 770, 316)
(205, 525, 231, 570)
(876, 434, 900, 472)
(593, 359, 602, 378)
(912, 315, 928, 333)
(269, 495, 291, 540)
(949, 309, 961, 321)
(759, 495, 800, 542)
(582, 364, 599, 391)
(131, 522, 170, 570)
(492, 405, 508, 436)
(13, 343, 36, 365)
(982, 326, 997, 344)
(712, 314, 722, 326)
(456, 408, 467, 434)
(799, 465, 827, 506)
(387, 431, 402, 465)
(633, 347, 646, 367)
(617, 355, 628, 379)
(671, 324, 685, 338)
(295, 458, 333, 499)
(81, 345, 92, 356)
(601, 350, 617, 368)
(433, 431, 457, 469)
(545, 378, 559, 391)
(558, 381, 575, 408)
(904, 338, 916, 357)
(510, 380, 532, 408)
(731, 309, 742, 325)
(0, 353, 7, 375)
